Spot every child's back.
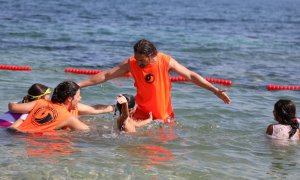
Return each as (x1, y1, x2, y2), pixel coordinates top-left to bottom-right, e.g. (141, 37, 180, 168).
(268, 118, 300, 140)
(266, 99, 299, 140)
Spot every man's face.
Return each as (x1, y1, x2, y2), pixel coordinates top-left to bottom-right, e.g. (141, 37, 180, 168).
(134, 52, 151, 68)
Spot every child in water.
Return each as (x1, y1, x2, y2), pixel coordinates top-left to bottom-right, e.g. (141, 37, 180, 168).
(116, 94, 152, 133)
(0, 83, 51, 127)
(266, 99, 300, 140)
(9, 81, 115, 131)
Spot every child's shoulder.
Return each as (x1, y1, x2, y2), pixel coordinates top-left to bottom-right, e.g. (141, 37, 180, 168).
(266, 124, 274, 135)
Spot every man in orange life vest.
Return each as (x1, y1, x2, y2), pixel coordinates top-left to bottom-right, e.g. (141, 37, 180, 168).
(78, 39, 231, 123)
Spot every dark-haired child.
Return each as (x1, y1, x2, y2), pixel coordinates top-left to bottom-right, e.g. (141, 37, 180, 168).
(0, 83, 51, 127)
(266, 99, 300, 140)
(116, 94, 152, 133)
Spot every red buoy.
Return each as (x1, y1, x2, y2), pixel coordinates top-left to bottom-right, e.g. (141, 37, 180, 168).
(267, 84, 300, 91)
(0, 64, 32, 71)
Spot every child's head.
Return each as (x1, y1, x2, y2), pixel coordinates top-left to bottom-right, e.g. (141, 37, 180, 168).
(273, 99, 298, 138)
(116, 94, 136, 114)
(273, 99, 296, 123)
(51, 81, 80, 105)
(22, 83, 51, 103)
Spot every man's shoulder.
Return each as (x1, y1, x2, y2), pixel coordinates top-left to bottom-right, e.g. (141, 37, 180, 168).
(158, 52, 170, 58)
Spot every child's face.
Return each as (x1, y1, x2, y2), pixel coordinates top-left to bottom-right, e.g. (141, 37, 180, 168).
(70, 89, 81, 110)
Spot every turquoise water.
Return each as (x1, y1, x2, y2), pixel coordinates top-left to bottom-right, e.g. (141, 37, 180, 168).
(1, 0, 300, 179)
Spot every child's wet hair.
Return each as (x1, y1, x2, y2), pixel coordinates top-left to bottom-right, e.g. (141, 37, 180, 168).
(116, 94, 135, 114)
(274, 99, 298, 138)
(22, 83, 50, 103)
(51, 81, 80, 103)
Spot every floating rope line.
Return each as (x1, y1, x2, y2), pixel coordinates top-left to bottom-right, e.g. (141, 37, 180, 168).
(0, 64, 32, 71)
(64, 67, 232, 85)
(267, 84, 300, 91)
(64, 68, 131, 77)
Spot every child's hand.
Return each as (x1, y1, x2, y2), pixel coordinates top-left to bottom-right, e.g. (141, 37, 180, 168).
(116, 95, 127, 104)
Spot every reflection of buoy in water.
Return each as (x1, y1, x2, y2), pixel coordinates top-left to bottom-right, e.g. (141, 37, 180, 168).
(64, 67, 232, 85)
(0, 64, 32, 71)
(267, 84, 300, 91)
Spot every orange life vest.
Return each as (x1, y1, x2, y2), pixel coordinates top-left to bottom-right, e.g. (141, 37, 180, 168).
(70, 107, 78, 118)
(129, 52, 174, 122)
(18, 99, 73, 132)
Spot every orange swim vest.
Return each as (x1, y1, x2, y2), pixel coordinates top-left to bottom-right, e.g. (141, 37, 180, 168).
(129, 52, 174, 122)
(70, 107, 78, 118)
(18, 99, 73, 132)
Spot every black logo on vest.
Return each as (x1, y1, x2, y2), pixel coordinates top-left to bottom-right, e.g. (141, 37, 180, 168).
(32, 106, 58, 126)
(145, 73, 155, 83)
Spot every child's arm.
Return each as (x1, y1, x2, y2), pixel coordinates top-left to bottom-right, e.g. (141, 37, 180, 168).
(8, 113, 28, 129)
(116, 95, 130, 130)
(8, 118, 24, 129)
(133, 112, 153, 127)
(56, 116, 90, 131)
(266, 124, 273, 135)
(8, 100, 37, 114)
(77, 103, 114, 115)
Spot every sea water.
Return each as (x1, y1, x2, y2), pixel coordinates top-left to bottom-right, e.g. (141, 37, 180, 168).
(0, 0, 300, 179)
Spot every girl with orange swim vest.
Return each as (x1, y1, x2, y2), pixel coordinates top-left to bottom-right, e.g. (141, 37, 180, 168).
(0, 83, 51, 127)
(8, 81, 114, 132)
(78, 39, 231, 123)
